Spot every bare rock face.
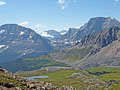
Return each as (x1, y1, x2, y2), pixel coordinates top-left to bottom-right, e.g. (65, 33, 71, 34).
(79, 27, 120, 52)
(0, 66, 8, 73)
(71, 27, 120, 69)
(60, 17, 120, 42)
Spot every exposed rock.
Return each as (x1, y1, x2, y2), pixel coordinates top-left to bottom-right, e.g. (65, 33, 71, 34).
(0, 66, 75, 90)
(60, 17, 120, 42)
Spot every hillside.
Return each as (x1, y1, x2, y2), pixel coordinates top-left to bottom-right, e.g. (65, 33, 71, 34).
(17, 67, 120, 90)
(46, 27, 120, 69)
(0, 66, 75, 90)
(0, 55, 69, 72)
(3, 26, 120, 72)
(0, 24, 53, 62)
(74, 27, 120, 69)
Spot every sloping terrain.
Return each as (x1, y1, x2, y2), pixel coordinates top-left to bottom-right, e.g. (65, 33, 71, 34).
(60, 17, 120, 42)
(49, 27, 120, 69)
(86, 67, 120, 90)
(51, 17, 120, 50)
(17, 67, 120, 90)
(0, 55, 69, 73)
(0, 66, 76, 90)
(0, 24, 53, 62)
(17, 68, 107, 90)
(2, 27, 120, 72)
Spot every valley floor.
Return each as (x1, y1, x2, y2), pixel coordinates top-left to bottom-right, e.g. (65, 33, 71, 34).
(17, 67, 120, 90)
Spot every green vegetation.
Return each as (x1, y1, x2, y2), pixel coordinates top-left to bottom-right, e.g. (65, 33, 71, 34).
(55, 46, 93, 61)
(86, 67, 120, 75)
(0, 73, 28, 90)
(37, 69, 105, 90)
(17, 70, 47, 77)
(98, 73, 120, 90)
(37, 69, 80, 86)
(19, 69, 105, 90)
(23, 55, 52, 61)
(87, 67, 120, 90)
(107, 83, 120, 90)
(99, 73, 120, 82)
(1, 55, 69, 73)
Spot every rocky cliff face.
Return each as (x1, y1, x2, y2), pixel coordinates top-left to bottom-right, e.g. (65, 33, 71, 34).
(0, 24, 53, 62)
(73, 27, 120, 69)
(77, 27, 120, 55)
(51, 27, 120, 69)
(60, 17, 120, 42)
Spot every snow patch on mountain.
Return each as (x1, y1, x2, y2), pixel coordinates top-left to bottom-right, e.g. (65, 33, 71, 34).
(60, 30, 67, 35)
(0, 45, 5, 48)
(20, 31, 25, 35)
(60, 32, 67, 35)
(40, 32, 54, 38)
(0, 30, 5, 33)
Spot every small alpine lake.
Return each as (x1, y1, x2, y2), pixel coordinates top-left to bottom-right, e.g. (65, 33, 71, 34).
(26, 76, 50, 81)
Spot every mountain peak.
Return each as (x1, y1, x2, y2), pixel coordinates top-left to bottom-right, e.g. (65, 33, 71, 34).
(61, 17, 120, 42)
(0, 24, 53, 62)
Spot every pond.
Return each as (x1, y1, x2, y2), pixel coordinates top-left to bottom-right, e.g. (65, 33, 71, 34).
(26, 76, 50, 81)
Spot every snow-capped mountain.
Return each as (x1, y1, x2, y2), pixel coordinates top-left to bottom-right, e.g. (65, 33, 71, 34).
(59, 30, 67, 35)
(0, 24, 53, 62)
(40, 30, 67, 40)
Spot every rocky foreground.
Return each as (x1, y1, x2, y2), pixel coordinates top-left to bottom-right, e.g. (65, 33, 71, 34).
(0, 66, 75, 90)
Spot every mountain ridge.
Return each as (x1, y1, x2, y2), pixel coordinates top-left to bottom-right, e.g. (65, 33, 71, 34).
(0, 24, 53, 62)
(60, 17, 120, 42)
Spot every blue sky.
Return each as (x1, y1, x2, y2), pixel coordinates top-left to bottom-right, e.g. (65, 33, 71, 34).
(0, 0, 120, 33)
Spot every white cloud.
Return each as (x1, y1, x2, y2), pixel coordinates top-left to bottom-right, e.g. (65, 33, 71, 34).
(58, 0, 76, 10)
(61, 6, 65, 10)
(58, 0, 65, 4)
(36, 24, 46, 28)
(0, 1, 6, 5)
(19, 21, 29, 26)
(58, 0, 66, 10)
(115, 0, 119, 2)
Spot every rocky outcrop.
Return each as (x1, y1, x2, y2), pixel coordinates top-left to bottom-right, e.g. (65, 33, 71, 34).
(72, 27, 120, 69)
(77, 27, 120, 56)
(0, 66, 75, 90)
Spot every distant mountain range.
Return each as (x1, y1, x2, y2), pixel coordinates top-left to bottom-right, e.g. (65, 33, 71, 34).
(1, 17, 120, 71)
(40, 30, 67, 40)
(60, 17, 120, 42)
(43, 17, 120, 69)
(0, 24, 53, 62)
(44, 17, 120, 50)
(50, 26, 120, 69)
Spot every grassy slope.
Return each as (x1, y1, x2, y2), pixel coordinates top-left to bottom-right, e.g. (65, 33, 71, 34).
(86, 67, 120, 75)
(1, 55, 69, 73)
(19, 69, 105, 90)
(86, 67, 120, 90)
(99, 73, 120, 90)
(0, 73, 28, 90)
(51, 46, 93, 62)
(1, 46, 93, 73)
